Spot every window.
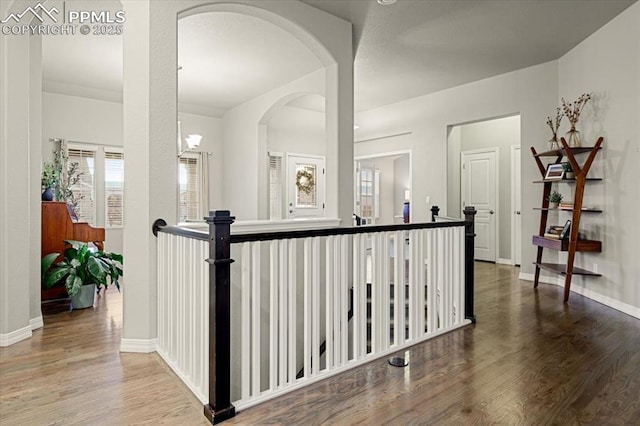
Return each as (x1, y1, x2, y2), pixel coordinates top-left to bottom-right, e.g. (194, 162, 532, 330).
(179, 155, 200, 222)
(63, 143, 125, 228)
(269, 153, 283, 220)
(68, 147, 96, 224)
(105, 150, 124, 227)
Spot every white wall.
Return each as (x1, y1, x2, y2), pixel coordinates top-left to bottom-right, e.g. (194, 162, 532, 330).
(556, 2, 640, 313)
(267, 105, 325, 157)
(356, 61, 558, 272)
(355, 3, 639, 315)
(393, 155, 410, 222)
(222, 69, 326, 220)
(0, 0, 42, 345)
(374, 156, 395, 224)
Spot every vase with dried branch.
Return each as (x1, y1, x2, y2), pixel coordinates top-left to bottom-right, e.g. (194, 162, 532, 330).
(561, 93, 591, 147)
(546, 107, 563, 151)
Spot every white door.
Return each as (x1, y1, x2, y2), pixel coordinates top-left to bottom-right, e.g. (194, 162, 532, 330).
(512, 146, 522, 266)
(461, 149, 497, 262)
(287, 154, 325, 218)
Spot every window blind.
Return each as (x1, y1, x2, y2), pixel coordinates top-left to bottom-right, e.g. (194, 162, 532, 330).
(105, 151, 124, 227)
(68, 148, 96, 225)
(179, 156, 200, 222)
(269, 154, 283, 220)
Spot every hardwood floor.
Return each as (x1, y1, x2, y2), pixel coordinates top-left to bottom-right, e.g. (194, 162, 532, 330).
(2, 263, 639, 425)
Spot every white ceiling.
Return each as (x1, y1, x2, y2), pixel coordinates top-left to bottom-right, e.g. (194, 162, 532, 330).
(41, 0, 636, 115)
(177, 12, 321, 116)
(301, 0, 636, 111)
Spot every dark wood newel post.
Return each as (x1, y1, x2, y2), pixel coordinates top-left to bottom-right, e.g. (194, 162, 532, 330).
(463, 206, 477, 323)
(203, 210, 236, 424)
(431, 205, 440, 222)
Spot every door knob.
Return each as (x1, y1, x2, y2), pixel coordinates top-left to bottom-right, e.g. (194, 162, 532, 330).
(489, 210, 494, 214)
(516, 211, 521, 215)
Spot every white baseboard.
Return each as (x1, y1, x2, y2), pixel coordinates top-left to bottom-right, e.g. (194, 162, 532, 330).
(120, 338, 158, 353)
(518, 272, 640, 320)
(30, 315, 44, 331)
(0, 325, 32, 347)
(497, 258, 513, 265)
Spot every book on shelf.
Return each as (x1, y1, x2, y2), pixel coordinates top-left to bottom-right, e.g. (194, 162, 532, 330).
(543, 233, 561, 240)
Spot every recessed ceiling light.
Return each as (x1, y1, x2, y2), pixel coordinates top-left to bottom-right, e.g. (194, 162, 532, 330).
(377, 0, 397, 5)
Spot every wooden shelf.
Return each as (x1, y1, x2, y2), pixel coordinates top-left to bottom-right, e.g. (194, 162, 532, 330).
(533, 178, 603, 183)
(532, 236, 601, 252)
(533, 262, 601, 277)
(533, 207, 602, 213)
(533, 146, 602, 157)
(530, 137, 604, 302)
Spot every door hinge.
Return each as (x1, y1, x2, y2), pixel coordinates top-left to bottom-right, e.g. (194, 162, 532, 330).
(323, 203, 325, 209)
(462, 163, 466, 170)
(323, 168, 325, 174)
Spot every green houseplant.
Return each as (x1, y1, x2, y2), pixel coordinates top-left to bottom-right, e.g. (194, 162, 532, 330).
(40, 145, 83, 208)
(562, 162, 574, 179)
(42, 241, 123, 309)
(41, 162, 59, 201)
(548, 190, 563, 209)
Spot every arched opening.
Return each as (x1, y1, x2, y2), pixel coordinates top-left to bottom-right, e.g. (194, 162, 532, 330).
(177, 3, 336, 221)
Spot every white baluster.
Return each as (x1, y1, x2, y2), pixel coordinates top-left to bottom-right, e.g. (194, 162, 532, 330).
(311, 237, 320, 375)
(303, 238, 312, 379)
(240, 243, 251, 400)
(278, 240, 288, 386)
(251, 242, 261, 396)
(288, 241, 296, 383)
(325, 236, 334, 369)
(269, 241, 278, 390)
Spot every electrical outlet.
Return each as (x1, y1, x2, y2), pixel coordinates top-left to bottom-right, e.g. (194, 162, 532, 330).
(425, 196, 431, 204)
(593, 263, 598, 274)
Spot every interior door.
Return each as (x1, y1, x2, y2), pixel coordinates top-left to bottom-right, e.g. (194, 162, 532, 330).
(287, 154, 325, 218)
(461, 149, 497, 262)
(512, 146, 522, 266)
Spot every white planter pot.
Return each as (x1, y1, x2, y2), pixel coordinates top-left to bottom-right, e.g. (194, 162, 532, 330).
(71, 284, 96, 309)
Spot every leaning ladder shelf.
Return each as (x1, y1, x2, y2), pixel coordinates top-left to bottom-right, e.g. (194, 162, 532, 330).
(530, 136, 603, 302)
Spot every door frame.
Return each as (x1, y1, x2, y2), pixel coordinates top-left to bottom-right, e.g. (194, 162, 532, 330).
(285, 152, 326, 218)
(461, 147, 499, 262)
(354, 150, 412, 225)
(510, 145, 521, 266)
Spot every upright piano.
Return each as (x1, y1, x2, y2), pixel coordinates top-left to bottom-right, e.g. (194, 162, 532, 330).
(41, 201, 105, 301)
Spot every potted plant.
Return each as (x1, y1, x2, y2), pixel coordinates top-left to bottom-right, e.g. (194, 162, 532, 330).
(42, 240, 123, 309)
(562, 162, 574, 179)
(40, 145, 84, 209)
(41, 162, 59, 201)
(548, 190, 563, 209)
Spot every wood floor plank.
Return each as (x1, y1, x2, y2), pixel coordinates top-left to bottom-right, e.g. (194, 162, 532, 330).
(1, 263, 639, 425)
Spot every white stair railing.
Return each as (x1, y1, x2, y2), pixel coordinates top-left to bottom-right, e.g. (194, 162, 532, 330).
(152, 206, 477, 424)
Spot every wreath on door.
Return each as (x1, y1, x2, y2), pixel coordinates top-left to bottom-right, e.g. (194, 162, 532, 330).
(296, 169, 315, 195)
